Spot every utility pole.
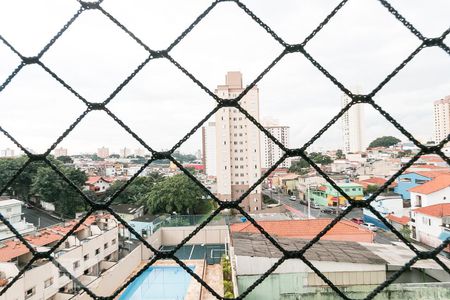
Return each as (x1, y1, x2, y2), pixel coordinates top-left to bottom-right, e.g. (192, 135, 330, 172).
(307, 184, 311, 219)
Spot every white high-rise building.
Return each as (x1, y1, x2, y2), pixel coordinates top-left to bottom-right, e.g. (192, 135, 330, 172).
(433, 95, 450, 144)
(53, 147, 68, 157)
(215, 72, 262, 212)
(261, 120, 291, 169)
(0, 148, 15, 157)
(342, 93, 364, 153)
(202, 122, 217, 177)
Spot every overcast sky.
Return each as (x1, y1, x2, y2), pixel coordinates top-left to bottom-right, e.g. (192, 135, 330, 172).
(0, 0, 449, 156)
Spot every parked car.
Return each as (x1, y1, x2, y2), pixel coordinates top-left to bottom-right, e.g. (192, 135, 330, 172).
(361, 223, 378, 231)
(299, 199, 307, 205)
(25, 203, 33, 209)
(320, 207, 338, 214)
(351, 217, 364, 225)
(310, 202, 320, 209)
(289, 195, 297, 201)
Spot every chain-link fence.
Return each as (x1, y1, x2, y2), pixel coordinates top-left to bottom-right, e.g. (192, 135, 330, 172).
(0, 0, 449, 299)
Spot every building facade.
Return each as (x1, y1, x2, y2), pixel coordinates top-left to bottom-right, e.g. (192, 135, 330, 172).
(309, 182, 364, 207)
(261, 123, 290, 169)
(341, 93, 364, 153)
(0, 214, 119, 300)
(0, 199, 35, 240)
(433, 95, 450, 144)
(215, 72, 262, 212)
(53, 147, 68, 158)
(202, 122, 217, 177)
(0, 148, 15, 158)
(97, 147, 109, 159)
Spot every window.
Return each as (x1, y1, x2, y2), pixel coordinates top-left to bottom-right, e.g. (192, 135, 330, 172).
(104, 242, 108, 249)
(84, 254, 89, 261)
(415, 179, 427, 184)
(6, 208, 11, 212)
(400, 177, 411, 183)
(59, 271, 64, 278)
(73, 261, 80, 269)
(95, 248, 100, 255)
(25, 287, 35, 299)
(44, 277, 53, 288)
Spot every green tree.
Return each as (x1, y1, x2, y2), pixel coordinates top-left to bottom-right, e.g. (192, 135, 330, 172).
(0, 157, 41, 200)
(31, 165, 88, 218)
(289, 159, 310, 175)
(369, 136, 401, 148)
(105, 172, 164, 204)
(364, 184, 379, 195)
(144, 174, 210, 214)
(336, 149, 345, 159)
(309, 152, 333, 165)
(57, 156, 73, 164)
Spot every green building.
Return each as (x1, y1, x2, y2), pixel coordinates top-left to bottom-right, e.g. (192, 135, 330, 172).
(309, 182, 363, 207)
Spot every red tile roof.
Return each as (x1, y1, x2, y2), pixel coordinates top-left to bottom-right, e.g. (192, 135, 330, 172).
(230, 219, 374, 243)
(25, 229, 61, 246)
(86, 176, 113, 185)
(356, 177, 397, 189)
(409, 175, 450, 195)
(387, 214, 410, 225)
(0, 214, 111, 262)
(0, 240, 30, 262)
(413, 203, 450, 218)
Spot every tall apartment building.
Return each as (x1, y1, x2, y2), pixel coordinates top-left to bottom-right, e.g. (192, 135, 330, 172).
(97, 146, 109, 159)
(262, 121, 291, 169)
(53, 147, 68, 158)
(433, 95, 450, 144)
(120, 147, 132, 158)
(215, 72, 262, 212)
(342, 93, 364, 153)
(202, 122, 217, 177)
(0, 148, 15, 157)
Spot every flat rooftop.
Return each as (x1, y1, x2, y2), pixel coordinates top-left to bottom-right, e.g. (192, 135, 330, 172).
(231, 232, 386, 265)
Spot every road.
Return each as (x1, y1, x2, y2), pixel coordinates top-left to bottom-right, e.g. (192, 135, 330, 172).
(22, 207, 62, 229)
(263, 189, 399, 244)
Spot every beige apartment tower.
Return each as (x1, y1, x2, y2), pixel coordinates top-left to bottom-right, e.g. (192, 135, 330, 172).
(215, 72, 262, 212)
(433, 95, 450, 144)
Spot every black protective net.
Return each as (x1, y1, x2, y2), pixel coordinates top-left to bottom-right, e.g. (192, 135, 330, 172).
(0, 1, 449, 299)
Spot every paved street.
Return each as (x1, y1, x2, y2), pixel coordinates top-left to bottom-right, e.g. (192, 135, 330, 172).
(22, 207, 62, 229)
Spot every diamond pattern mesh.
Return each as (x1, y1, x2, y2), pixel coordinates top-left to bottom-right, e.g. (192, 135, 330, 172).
(0, 0, 449, 299)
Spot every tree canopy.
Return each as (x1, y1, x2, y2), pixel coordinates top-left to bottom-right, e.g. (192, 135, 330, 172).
(144, 174, 211, 214)
(369, 136, 401, 148)
(289, 152, 333, 175)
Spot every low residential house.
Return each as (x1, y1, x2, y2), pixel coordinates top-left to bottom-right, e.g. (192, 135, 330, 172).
(362, 194, 404, 230)
(0, 214, 119, 300)
(279, 173, 300, 194)
(356, 177, 397, 193)
(394, 171, 450, 200)
(387, 214, 410, 231)
(410, 203, 450, 254)
(231, 232, 450, 300)
(230, 219, 375, 243)
(85, 176, 113, 194)
(0, 199, 35, 240)
(125, 214, 163, 239)
(356, 158, 401, 178)
(409, 174, 450, 208)
(309, 182, 364, 207)
(110, 204, 145, 222)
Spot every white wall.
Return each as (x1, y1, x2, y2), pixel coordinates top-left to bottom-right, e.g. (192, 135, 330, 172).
(411, 187, 450, 208)
(75, 245, 143, 299)
(161, 225, 228, 246)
